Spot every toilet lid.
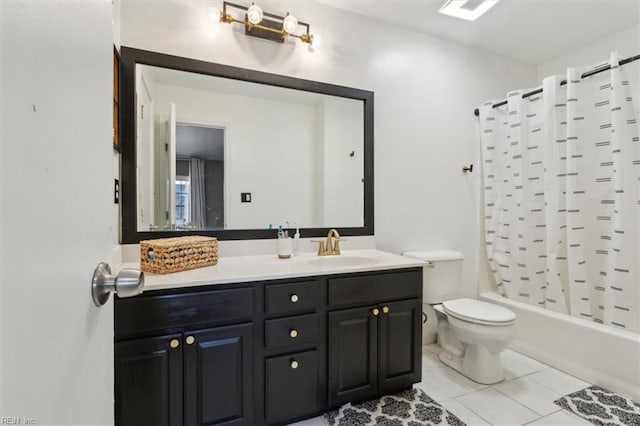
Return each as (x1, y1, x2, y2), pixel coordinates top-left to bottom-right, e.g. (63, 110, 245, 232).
(442, 298, 516, 325)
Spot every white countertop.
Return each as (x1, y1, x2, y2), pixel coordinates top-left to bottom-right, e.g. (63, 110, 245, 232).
(120, 249, 425, 292)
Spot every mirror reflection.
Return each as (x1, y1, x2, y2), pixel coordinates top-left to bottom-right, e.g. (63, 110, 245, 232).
(136, 65, 365, 232)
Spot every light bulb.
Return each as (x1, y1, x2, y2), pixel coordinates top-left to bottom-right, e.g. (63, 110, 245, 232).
(207, 7, 218, 23)
(247, 4, 263, 25)
(283, 14, 298, 34)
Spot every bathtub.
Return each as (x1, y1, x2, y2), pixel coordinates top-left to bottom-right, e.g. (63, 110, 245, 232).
(480, 291, 640, 401)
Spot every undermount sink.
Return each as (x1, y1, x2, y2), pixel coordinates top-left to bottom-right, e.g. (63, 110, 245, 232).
(306, 255, 379, 267)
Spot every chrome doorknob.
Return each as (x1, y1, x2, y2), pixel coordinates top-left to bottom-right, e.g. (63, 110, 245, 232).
(91, 262, 144, 307)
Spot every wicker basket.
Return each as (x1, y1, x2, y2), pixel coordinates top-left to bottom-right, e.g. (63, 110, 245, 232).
(140, 236, 218, 274)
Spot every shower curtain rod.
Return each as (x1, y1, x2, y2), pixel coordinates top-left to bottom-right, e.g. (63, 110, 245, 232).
(473, 53, 640, 117)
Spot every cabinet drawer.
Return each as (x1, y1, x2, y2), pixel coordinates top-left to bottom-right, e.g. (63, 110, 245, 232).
(115, 287, 254, 339)
(265, 313, 319, 351)
(328, 269, 421, 307)
(265, 280, 318, 315)
(265, 350, 320, 424)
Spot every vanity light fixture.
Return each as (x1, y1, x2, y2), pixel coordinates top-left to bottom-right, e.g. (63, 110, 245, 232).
(438, 0, 501, 21)
(220, 1, 313, 44)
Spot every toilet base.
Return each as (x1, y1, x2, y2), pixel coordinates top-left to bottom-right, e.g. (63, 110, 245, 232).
(439, 343, 505, 385)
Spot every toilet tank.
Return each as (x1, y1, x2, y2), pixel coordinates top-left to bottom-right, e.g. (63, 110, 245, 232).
(402, 250, 464, 304)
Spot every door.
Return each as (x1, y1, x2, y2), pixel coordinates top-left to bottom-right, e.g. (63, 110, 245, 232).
(378, 299, 422, 393)
(115, 335, 183, 426)
(184, 323, 254, 425)
(168, 103, 177, 225)
(136, 70, 155, 230)
(328, 306, 378, 406)
(1, 2, 116, 424)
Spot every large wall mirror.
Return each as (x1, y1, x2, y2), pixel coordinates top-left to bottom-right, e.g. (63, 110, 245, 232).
(121, 47, 374, 243)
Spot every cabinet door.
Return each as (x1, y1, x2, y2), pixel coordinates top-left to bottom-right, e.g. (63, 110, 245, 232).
(265, 350, 320, 424)
(184, 323, 253, 426)
(328, 306, 378, 406)
(115, 334, 183, 426)
(378, 299, 422, 393)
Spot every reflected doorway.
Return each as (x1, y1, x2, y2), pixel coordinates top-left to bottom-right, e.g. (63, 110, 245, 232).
(173, 124, 225, 229)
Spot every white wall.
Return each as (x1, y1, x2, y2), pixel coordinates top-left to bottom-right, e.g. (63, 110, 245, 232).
(120, 1, 536, 304)
(322, 98, 364, 227)
(152, 84, 320, 229)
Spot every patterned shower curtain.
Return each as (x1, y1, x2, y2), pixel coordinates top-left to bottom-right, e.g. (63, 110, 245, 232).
(479, 52, 640, 333)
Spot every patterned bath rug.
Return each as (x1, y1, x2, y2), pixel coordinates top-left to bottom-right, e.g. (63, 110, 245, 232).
(554, 385, 640, 426)
(323, 387, 466, 426)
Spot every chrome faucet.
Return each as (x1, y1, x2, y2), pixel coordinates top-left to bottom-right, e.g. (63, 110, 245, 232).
(313, 229, 343, 256)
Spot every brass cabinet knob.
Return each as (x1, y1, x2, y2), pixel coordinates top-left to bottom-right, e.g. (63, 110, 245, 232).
(290, 294, 299, 303)
(382, 306, 390, 314)
(291, 360, 299, 369)
(186, 336, 195, 345)
(170, 339, 180, 349)
(372, 308, 380, 316)
(290, 329, 298, 338)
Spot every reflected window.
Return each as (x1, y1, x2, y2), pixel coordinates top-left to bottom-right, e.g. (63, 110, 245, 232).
(175, 178, 190, 225)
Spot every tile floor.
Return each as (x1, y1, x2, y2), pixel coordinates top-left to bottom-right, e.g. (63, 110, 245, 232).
(290, 344, 592, 425)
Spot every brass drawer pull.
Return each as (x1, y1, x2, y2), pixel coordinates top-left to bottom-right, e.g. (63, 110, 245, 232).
(291, 360, 299, 369)
(290, 329, 298, 338)
(372, 308, 380, 316)
(186, 336, 195, 345)
(290, 294, 299, 303)
(382, 306, 390, 314)
(170, 339, 180, 349)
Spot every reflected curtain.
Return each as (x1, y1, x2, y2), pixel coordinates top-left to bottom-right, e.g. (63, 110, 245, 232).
(479, 52, 640, 332)
(190, 157, 207, 228)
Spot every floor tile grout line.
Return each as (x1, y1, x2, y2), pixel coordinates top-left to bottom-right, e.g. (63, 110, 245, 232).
(519, 369, 591, 397)
(422, 347, 593, 425)
(446, 395, 496, 426)
(521, 407, 588, 426)
(492, 382, 564, 418)
(454, 386, 545, 425)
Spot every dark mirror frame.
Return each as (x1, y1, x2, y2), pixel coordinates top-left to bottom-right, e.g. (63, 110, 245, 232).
(120, 47, 374, 243)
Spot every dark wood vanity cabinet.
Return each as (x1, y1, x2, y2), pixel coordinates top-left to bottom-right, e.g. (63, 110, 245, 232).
(114, 267, 421, 426)
(183, 324, 254, 426)
(327, 272, 422, 407)
(115, 324, 253, 426)
(328, 306, 379, 405)
(115, 334, 183, 426)
(114, 286, 255, 426)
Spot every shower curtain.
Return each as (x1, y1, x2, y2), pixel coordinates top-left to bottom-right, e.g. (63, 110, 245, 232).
(479, 52, 640, 333)
(190, 157, 207, 229)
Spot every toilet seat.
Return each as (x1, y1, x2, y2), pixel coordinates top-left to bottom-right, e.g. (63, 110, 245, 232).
(442, 298, 515, 326)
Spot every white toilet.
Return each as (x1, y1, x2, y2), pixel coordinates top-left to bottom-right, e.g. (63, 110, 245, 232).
(403, 250, 516, 385)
